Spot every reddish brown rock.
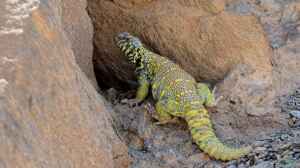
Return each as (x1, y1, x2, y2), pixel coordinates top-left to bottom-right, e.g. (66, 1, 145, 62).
(213, 64, 282, 139)
(0, 1, 130, 167)
(218, 0, 300, 138)
(61, 0, 98, 88)
(88, 0, 272, 87)
(88, 0, 280, 135)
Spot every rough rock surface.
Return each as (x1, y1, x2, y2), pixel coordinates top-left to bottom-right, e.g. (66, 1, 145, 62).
(226, 0, 300, 94)
(0, 1, 130, 167)
(107, 89, 300, 168)
(92, 0, 300, 167)
(61, 0, 98, 88)
(88, 0, 272, 87)
(88, 0, 279, 136)
(220, 0, 300, 135)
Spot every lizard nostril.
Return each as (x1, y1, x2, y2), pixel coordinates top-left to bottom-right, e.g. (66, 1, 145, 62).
(118, 32, 131, 39)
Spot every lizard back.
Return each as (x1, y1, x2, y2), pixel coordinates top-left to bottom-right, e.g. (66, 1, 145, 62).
(115, 32, 251, 161)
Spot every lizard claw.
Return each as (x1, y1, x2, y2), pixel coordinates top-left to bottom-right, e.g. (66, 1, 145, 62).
(215, 95, 223, 104)
(144, 103, 180, 125)
(212, 86, 223, 105)
(144, 102, 157, 118)
(154, 118, 180, 125)
(212, 86, 217, 95)
(121, 98, 142, 107)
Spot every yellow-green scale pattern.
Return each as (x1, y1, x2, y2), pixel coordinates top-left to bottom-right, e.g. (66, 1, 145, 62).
(115, 32, 251, 161)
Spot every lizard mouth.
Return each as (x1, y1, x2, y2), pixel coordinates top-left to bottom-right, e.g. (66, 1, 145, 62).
(115, 32, 130, 44)
(115, 32, 142, 48)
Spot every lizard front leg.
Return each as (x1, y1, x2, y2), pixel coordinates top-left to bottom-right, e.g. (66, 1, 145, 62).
(125, 72, 150, 107)
(136, 72, 150, 102)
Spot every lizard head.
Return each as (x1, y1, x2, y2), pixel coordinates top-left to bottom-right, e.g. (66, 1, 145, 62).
(115, 32, 144, 64)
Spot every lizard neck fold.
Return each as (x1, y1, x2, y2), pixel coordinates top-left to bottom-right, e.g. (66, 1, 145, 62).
(116, 32, 158, 79)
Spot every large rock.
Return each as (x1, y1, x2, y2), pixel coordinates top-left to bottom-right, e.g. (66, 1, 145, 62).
(0, 0, 130, 167)
(88, 0, 281, 135)
(215, 0, 300, 137)
(61, 0, 98, 88)
(88, 0, 272, 87)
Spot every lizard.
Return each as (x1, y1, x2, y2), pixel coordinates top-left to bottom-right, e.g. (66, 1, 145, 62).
(115, 32, 251, 161)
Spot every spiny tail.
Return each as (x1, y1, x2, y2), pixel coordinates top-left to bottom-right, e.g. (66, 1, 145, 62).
(185, 109, 251, 161)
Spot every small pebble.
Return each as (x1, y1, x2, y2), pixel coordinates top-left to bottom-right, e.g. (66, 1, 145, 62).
(249, 161, 273, 168)
(254, 147, 267, 153)
(226, 164, 237, 168)
(290, 110, 300, 119)
(293, 152, 300, 159)
(253, 141, 266, 147)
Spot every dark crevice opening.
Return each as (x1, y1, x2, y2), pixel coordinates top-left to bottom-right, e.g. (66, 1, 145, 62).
(92, 44, 137, 91)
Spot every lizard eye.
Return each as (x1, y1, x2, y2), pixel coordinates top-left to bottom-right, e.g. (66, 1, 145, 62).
(118, 32, 130, 39)
(131, 37, 142, 48)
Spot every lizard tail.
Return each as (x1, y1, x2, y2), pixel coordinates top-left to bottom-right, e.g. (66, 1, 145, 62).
(185, 109, 251, 161)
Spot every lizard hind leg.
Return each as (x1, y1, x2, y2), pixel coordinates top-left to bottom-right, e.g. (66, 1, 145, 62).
(154, 99, 180, 125)
(196, 83, 216, 107)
